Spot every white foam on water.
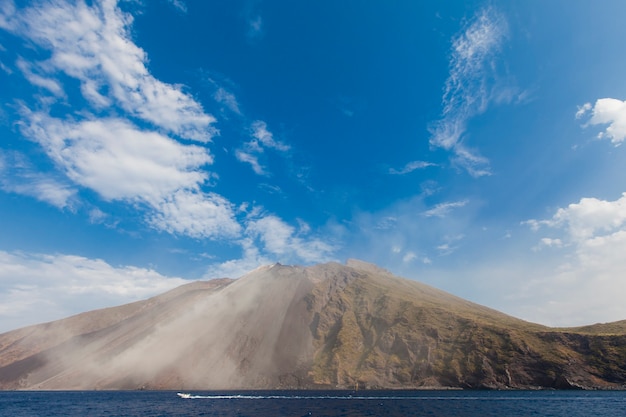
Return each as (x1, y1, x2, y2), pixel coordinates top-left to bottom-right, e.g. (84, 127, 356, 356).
(176, 393, 617, 401)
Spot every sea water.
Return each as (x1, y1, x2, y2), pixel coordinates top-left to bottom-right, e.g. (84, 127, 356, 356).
(1, 390, 625, 416)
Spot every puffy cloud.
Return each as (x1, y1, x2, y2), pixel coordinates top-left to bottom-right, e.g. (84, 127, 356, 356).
(246, 214, 334, 263)
(527, 193, 626, 242)
(204, 238, 272, 279)
(20, 112, 211, 202)
(3, 0, 215, 141)
(577, 98, 626, 145)
(524, 192, 626, 325)
(18, 111, 241, 239)
(0, 250, 188, 332)
(148, 190, 241, 239)
(402, 251, 417, 263)
(206, 212, 336, 278)
(429, 7, 511, 177)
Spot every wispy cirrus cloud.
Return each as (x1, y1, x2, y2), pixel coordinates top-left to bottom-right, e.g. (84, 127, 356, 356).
(422, 200, 468, 218)
(429, 7, 513, 177)
(248, 15, 263, 40)
(0, 157, 77, 211)
(236, 120, 290, 176)
(214, 87, 242, 115)
(389, 160, 436, 175)
(436, 234, 465, 256)
(167, 0, 188, 14)
(15, 57, 65, 98)
(576, 98, 626, 145)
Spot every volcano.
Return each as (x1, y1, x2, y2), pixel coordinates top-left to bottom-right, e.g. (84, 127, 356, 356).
(1, 260, 626, 390)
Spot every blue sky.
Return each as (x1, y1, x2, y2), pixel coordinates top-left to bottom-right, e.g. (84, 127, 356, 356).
(1, 0, 626, 332)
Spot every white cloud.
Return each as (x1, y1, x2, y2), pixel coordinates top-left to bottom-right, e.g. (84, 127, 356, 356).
(214, 87, 241, 114)
(436, 234, 465, 256)
(250, 120, 290, 152)
(402, 251, 417, 263)
(167, 0, 188, 14)
(422, 200, 468, 218)
(538, 237, 562, 248)
(206, 211, 336, 277)
(375, 216, 397, 230)
(523, 192, 626, 325)
(3, 0, 216, 141)
(429, 7, 509, 177)
(0, 1, 16, 30)
(16, 57, 65, 97)
(1, 1, 238, 240)
(204, 238, 271, 279)
(235, 149, 266, 176)
(451, 145, 491, 177)
(389, 160, 436, 175)
(148, 190, 241, 239)
(236, 120, 290, 175)
(88, 207, 107, 224)
(2, 175, 77, 209)
(20, 112, 212, 203)
(247, 15, 263, 40)
(246, 214, 334, 263)
(0, 150, 77, 209)
(0, 250, 188, 333)
(529, 193, 626, 242)
(575, 102, 592, 119)
(577, 98, 626, 145)
(18, 112, 241, 239)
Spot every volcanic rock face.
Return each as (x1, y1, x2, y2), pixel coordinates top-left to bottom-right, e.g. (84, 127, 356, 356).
(1, 260, 626, 390)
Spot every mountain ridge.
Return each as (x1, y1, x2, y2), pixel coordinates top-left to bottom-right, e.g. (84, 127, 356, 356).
(1, 260, 625, 390)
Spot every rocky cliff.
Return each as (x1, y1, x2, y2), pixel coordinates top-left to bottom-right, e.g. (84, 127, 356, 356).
(1, 260, 625, 390)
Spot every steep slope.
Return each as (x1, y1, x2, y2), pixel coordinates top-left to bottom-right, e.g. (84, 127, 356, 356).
(306, 261, 626, 389)
(1, 260, 625, 390)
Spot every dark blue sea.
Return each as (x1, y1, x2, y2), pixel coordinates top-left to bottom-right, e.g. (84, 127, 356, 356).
(1, 390, 625, 417)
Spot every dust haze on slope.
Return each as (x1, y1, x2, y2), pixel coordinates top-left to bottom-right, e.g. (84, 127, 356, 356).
(1, 264, 318, 389)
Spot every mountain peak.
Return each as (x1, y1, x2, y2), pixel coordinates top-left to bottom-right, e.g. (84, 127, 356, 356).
(345, 258, 392, 275)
